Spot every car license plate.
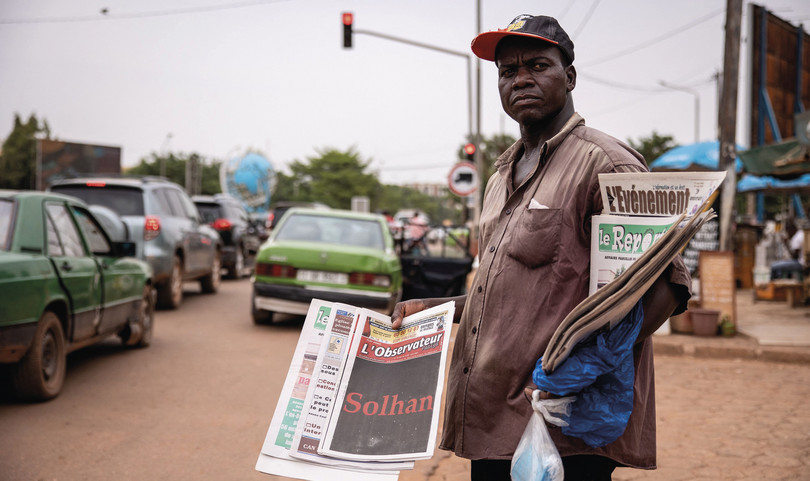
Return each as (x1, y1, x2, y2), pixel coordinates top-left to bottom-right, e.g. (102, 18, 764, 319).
(296, 270, 348, 285)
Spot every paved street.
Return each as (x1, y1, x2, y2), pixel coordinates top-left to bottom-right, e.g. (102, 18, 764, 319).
(401, 353, 810, 481)
(2, 276, 809, 481)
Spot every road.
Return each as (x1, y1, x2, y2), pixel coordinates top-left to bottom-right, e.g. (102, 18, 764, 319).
(2, 277, 809, 481)
(0, 277, 287, 481)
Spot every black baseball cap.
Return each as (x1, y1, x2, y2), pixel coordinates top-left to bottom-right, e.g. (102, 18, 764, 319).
(471, 14, 575, 64)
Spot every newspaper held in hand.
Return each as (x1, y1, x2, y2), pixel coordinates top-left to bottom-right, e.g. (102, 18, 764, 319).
(541, 171, 724, 374)
(288, 304, 412, 471)
(319, 303, 454, 461)
(256, 299, 455, 480)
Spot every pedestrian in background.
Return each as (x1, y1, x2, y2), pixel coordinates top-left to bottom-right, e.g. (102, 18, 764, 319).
(392, 14, 691, 481)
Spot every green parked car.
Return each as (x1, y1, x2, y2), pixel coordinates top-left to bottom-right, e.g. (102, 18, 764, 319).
(0, 190, 155, 401)
(251, 208, 402, 324)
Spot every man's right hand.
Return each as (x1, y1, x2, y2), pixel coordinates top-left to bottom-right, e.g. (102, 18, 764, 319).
(390, 299, 429, 329)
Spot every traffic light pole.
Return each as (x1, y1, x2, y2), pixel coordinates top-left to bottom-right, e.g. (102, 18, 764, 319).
(345, 12, 483, 252)
(351, 28, 474, 145)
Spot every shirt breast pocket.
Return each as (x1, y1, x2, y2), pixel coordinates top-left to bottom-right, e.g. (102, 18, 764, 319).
(506, 208, 562, 268)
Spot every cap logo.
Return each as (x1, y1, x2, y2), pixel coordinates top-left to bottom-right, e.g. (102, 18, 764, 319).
(506, 20, 526, 32)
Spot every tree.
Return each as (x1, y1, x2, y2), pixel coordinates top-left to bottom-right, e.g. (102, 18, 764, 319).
(275, 148, 381, 210)
(127, 152, 222, 195)
(271, 148, 463, 224)
(627, 131, 679, 166)
(0, 113, 50, 189)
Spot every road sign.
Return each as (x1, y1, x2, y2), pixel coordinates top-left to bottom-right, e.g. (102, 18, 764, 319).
(448, 161, 477, 197)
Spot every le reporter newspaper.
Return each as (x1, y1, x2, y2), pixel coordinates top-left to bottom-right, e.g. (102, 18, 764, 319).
(256, 299, 455, 481)
(542, 171, 726, 374)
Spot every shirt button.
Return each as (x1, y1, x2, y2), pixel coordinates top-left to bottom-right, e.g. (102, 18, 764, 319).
(477, 286, 482, 293)
(472, 327, 477, 334)
(463, 367, 469, 374)
(489, 246, 495, 253)
(505, 208, 512, 215)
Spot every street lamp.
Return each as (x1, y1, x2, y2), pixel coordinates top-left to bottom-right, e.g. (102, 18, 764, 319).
(659, 81, 700, 143)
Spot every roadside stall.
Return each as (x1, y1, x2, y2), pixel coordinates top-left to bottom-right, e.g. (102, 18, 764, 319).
(649, 142, 743, 334)
(737, 140, 810, 305)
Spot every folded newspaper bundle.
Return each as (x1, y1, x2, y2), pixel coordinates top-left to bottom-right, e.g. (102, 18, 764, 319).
(256, 299, 455, 481)
(541, 171, 725, 374)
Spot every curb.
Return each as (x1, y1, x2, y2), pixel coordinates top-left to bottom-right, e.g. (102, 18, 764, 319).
(652, 333, 810, 364)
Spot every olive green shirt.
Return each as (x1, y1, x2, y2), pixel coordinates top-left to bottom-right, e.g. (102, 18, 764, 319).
(439, 113, 691, 468)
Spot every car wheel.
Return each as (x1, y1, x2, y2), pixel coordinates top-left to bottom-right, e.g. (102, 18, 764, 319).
(227, 246, 244, 279)
(10, 311, 66, 401)
(157, 256, 183, 309)
(123, 286, 156, 348)
(200, 249, 221, 293)
(251, 290, 273, 325)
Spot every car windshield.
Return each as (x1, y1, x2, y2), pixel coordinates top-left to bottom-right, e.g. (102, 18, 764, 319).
(275, 214, 384, 250)
(0, 199, 12, 250)
(51, 185, 144, 216)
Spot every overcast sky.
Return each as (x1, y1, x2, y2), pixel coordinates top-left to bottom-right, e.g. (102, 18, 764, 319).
(2, 0, 809, 186)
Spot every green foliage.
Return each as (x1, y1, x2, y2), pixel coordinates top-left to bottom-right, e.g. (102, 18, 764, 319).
(0, 113, 51, 189)
(274, 147, 381, 210)
(627, 131, 679, 166)
(199, 162, 222, 195)
(126, 152, 222, 195)
(271, 147, 466, 225)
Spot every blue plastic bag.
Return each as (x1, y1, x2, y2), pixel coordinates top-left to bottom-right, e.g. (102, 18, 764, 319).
(510, 390, 574, 481)
(533, 301, 644, 448)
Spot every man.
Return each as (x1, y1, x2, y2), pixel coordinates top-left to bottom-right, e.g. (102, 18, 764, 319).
(784, 221, 805, 267)
(391, 14, 691, 481)
(406, 210, 429, 253)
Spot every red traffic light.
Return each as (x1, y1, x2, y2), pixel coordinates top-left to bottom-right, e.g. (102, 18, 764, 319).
(463, 143, 476, 156)
(342, 12, 353, 48)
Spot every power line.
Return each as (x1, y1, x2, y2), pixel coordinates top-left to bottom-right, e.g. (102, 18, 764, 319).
(579, 71, 715, 93)
(579, 7, 725, 68)
(0, 0, 291, 25)
(578, 72, 671, 93)
(570, 0, 602, 41)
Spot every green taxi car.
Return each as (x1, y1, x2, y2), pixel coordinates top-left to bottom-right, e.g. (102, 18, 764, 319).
(251, 208, 402, 324)
(0, 190, 155, 401)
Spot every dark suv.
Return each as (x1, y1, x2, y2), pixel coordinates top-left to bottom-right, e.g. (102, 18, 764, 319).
(192, 194, 261, 279)
(50, 177, 222, 309)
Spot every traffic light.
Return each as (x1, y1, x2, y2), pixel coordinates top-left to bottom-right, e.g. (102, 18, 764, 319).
(463, 143, 476, 161)
(342, 12, 353, 48)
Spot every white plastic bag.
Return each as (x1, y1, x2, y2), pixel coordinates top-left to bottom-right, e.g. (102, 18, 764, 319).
(510, 390, 575, 481)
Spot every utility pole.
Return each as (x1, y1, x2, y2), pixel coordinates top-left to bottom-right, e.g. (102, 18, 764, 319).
(718, 0, 742, 251)
(472, 0, 482, 254)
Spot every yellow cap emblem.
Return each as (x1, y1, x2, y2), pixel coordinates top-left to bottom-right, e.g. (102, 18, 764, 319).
(506, 20, 525, 32)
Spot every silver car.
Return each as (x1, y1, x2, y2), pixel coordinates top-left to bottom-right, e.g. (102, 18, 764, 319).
(51, 177, 222, 309)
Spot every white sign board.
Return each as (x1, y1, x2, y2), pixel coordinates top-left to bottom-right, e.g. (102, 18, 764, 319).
(448, 161, 477, 197)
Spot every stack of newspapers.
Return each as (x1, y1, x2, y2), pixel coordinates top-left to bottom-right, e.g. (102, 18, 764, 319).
(256, 299, 455, 481)
(541, 171, 726, 374)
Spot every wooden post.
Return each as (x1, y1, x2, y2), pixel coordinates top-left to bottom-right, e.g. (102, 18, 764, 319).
(718, 0, 743, 251)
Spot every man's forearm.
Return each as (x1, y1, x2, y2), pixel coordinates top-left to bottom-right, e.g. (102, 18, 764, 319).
(637, 275, 681, 341)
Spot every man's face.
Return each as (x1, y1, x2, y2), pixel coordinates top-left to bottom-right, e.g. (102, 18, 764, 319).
(496, 37, 575, 127)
